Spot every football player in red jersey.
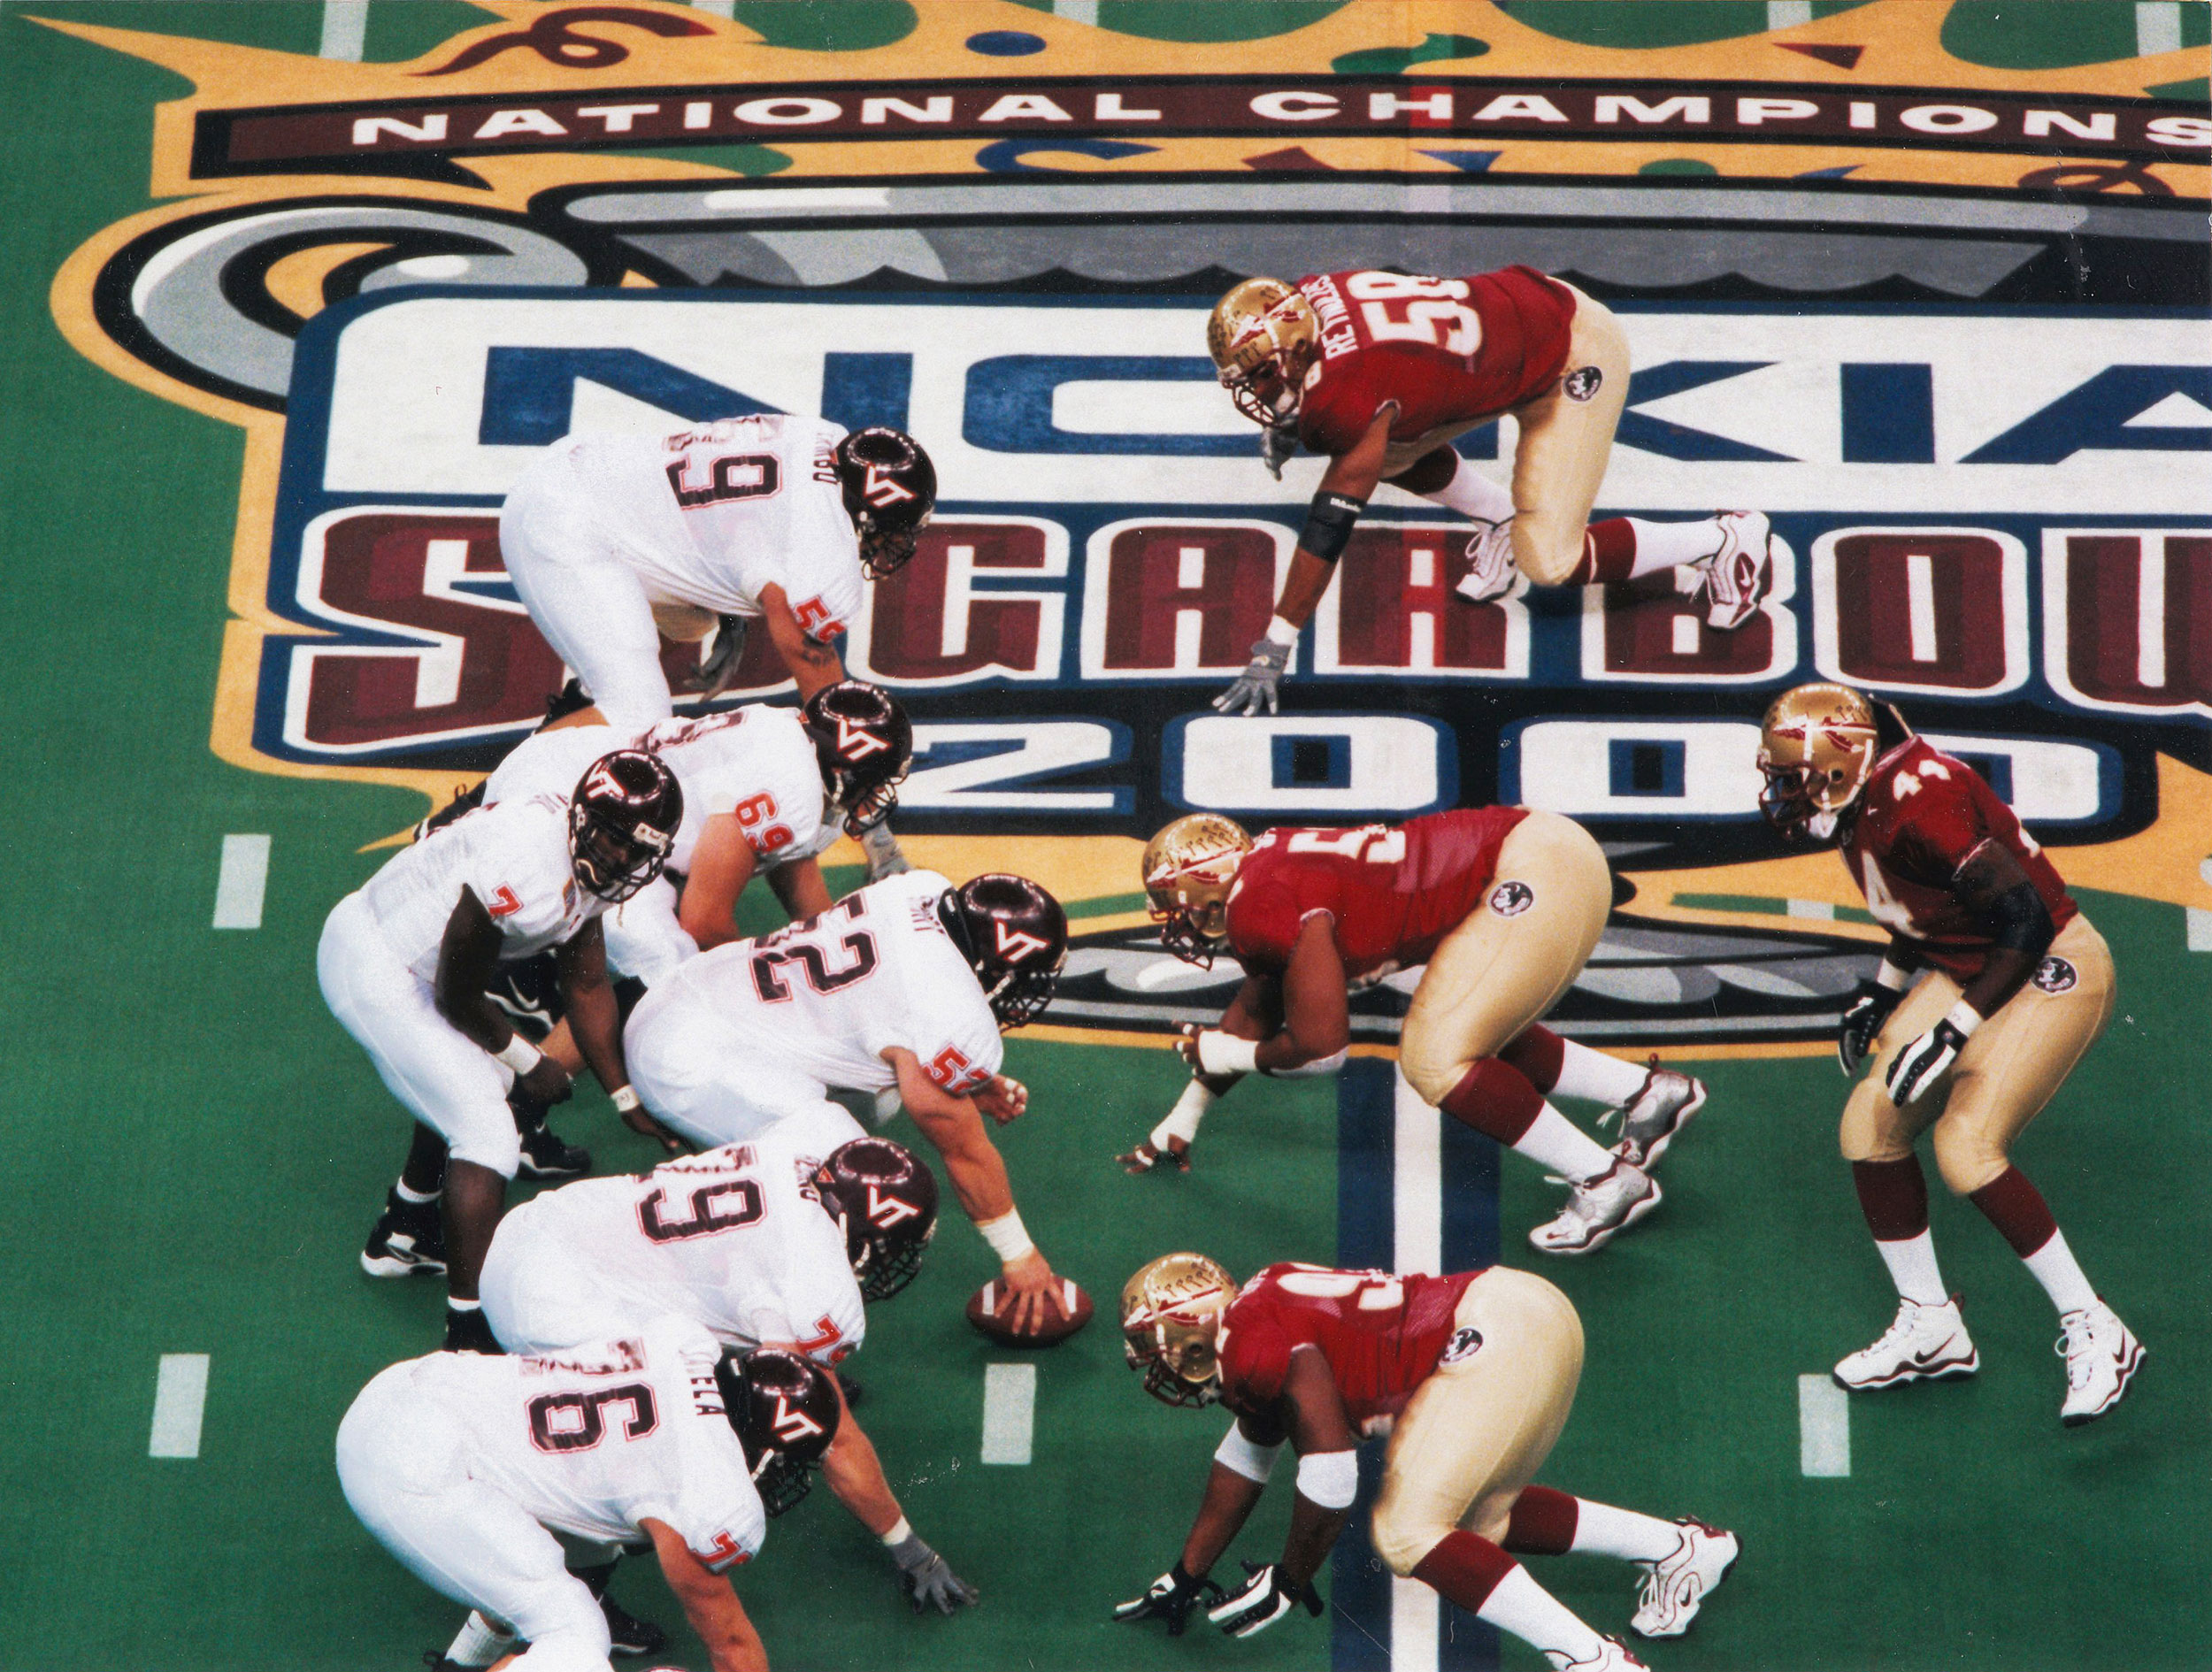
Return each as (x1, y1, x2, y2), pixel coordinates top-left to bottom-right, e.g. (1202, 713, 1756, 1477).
(1130, 809, 1706, 1254)
(1113, 1254, 1739, 1666)
(1758, 684, 2141, 1425)
(1205, 267, 1778, 715)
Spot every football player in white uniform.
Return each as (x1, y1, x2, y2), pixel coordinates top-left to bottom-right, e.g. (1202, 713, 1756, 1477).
(477, 1134, 976, 1644)
(337, 1314, 836, 1672)
(324, 750, 681, 1351)
(501, 417, 933, 730)
(626, 871, 1076, 1336)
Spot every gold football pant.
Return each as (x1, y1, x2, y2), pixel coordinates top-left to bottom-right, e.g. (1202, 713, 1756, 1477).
(1371, 1267, 1585, 1576)
(1839, 915, 2114, 1195)
(1398, 811, 1612, 1108)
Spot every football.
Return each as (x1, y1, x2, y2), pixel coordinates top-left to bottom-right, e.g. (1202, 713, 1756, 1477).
(965, 1276, 1094, 1347)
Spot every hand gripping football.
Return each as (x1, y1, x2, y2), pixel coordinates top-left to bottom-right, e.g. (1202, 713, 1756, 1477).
(966, 1276, 1094, 1347)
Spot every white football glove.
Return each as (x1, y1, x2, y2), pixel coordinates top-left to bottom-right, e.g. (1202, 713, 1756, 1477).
(1884, 1016, 1968, 1105)
(1207, 1561, 1323, 1638)
(859, 822, 910, 879)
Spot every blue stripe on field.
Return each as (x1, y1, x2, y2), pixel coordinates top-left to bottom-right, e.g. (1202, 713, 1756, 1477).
(1332, 1059, 1395, 1672)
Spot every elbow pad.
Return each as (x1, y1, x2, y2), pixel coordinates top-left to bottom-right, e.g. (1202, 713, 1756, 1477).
(1299, 493, 1365, 564)
(1987, 880, 2054, 955)
(1295, 1449, 1358, 1510)
(1214, 1424, 1283, 1484)
(1266, 1048, 1348, 1079)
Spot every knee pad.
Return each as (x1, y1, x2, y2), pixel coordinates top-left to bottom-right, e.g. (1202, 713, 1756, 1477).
(447, 1115, 522, 1180)
(1371, 1501, 1455, 1579)
(1838, 1081, 1909, 1164)
(1932, 1121, 2006, 1197)
(1511, 519, 1579, 587)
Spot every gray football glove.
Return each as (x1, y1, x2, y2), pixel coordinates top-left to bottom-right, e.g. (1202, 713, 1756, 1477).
(1213, 636, 1291, 717)
(859, 821, 911, 879)
(1261, 421, 1298, 480)
(682, 614, 749, 694)
(889, 1530, 979, 1614)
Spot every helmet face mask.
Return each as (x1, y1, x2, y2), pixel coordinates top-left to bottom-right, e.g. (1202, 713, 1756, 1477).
(832, 427, 937, 580)
(815, 1138, 940, 1302)
(568, 750, 683, 903)
(935, 874, 1069, 1030)
(1141, 815, 1253, 968)
(716, 1348, 841, 1518)
(802, 681, 913, 838)
(1120, 1253, 1237, 1409)
(1208, 279, 1319, 427)
(1756, 683, 1881, 842)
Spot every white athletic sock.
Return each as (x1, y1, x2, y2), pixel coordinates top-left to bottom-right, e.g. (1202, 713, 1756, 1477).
(1624, 516, 1724, 577)
(395, 1179, 438, 1206)
(1511, 1105, 1615, 1185)
(1477, 1566, 1607, 1664)
(1421, 454, 1517, 523)
(2022, 1227, 2099, 1315)
(1874, 1230, 1949, 1308)
(1550, 1042, 1650, 1108)
(1567, 1499, 1682, 1565)
(447, 1294, 482, 1313)
(444, 1612, 515, 1668)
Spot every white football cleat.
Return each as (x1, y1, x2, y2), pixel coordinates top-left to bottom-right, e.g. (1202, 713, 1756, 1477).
(1832, 1295, 1978, 1390)
(1630, 1521, 1740, 1640)
(1700, 510, 1774, 631)
(1529, 1159, 1661, 1255)
(2056, 1301, 2143, 1427)
(1605, 1062, 1707, 1170)
(1544, 1637, 1649, 1672)
(1455, 518, 1518, 604)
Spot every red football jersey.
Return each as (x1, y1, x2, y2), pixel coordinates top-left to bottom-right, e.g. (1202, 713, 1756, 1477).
(1839, 737, 2078, 982)
(1294, 265, 1578, 457)
(1217, 1262, 1482, 1430)
(1225, 806, 1531, 979)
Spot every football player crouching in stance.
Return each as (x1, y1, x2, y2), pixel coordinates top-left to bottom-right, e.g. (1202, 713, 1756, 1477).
(326, 751, 681, 1352)
(625, 869, 1080, 1336)
(1130, 810, 1706, 1254)
(470, 1133, 974, 1653)
(1758, 684, 2142, 1425)
(339, 1315, 833, 1672)
(1113, 1256, 1739, 1668)
(1205, 266, 1776, 717)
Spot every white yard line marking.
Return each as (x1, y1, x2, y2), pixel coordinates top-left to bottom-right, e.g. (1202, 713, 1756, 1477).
(1798, 1374, 1850, 1477)
(2138, 1, 2184, 57)
(212, 834, 272, 931)
(1393, 1068, 1441, 1275)
(1905, 553, 1939, 663)
(1392, 1576, 1440, 1665)
(692, 0, 737, 18)
(1055, 0, 1102, 23)
(1768, 0, 1816, 29)
(150, 1354, 210, 1459)
(319, 0, 366, 60)
(2186, 907, 2212, 952)
(980, 1362, 1036, 1465)
(1786, 898, 1838, 920)
(2139, 538, 2168, 689)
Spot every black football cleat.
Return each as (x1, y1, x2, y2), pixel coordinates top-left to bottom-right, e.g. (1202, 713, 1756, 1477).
(442, 1306, 502, 1355)
(515, 1107, 591, 1180)
(601, 1595, 669, 1659)
(362, 1191, 446, 1279)
(539, 676, 595, 730)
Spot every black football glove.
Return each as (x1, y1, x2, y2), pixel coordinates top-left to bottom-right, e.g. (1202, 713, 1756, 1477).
(683, 614, 749, 694)
(1836, 978, 1904, 1076)
(1113, 1564, 1225, 1637)
(1206, 1561, 1325, 1639)
(1885, 1016, 1970, 1106)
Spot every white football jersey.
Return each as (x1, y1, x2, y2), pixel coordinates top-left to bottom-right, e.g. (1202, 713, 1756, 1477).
(485, 710, 833, 875)
(361, 797, 603, 982)
(514, 1133, 865, 1363)
(570, 415, 863, 640)
(411, 1315, 765, 1570)
(664, 871, 1002, 1100)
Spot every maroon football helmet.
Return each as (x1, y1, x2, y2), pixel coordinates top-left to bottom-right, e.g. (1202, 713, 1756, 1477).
(936, 873, 1068, 1029)
(816, 1138, 940, 1301)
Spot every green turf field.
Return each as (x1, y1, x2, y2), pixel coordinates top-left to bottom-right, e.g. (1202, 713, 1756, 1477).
(1, 3, 2206, 1670)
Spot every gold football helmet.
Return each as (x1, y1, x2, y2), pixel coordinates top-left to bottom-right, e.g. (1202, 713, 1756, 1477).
(1142, 814, 1253, 966)
(1208, 278, 1321, 426)
(1757, 682, 1881, 834)
(1121, 1252, 1238, 1407)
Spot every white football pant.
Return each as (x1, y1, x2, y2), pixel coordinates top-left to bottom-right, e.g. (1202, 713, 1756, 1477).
(625, 985, 866, 1155)
(319, 893, 521, 1177)
(500, 447, 675, 734)
(336, 1362, 615, 1672)
(478, 1200, 638, 1355)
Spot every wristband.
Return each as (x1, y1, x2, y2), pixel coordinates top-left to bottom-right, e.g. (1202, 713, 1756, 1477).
(977, 1208, 1036, 1262)
(1941, 999, 1983, 1038)
(1151, 1080, 1216, 1151)
(1298, 491, 1364, 564)
(1263, 615, 1300, 648)
(494, 1034, 541, 1074)
(880, 1515, 913, 1548)
(611, 1085, 641, 1113)
(1875, 959, 1913, 992)
(1194, 1030, 1261, 1077)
